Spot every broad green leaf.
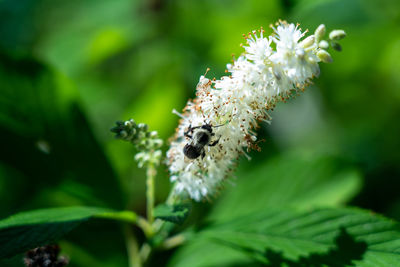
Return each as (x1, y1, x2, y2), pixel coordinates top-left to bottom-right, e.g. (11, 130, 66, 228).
(210, 151, 362, 220)
(167, 239, 253, 267)
(195, 208, 400, 266)
(170, 152, 362, 267)
(0, 206, 136, 259)
(154, 203, 191, 224)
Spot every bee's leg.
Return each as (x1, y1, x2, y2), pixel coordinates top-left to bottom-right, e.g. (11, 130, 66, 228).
(208, 138, 220, 147)
(202, 151, 206, 159)
(184, 125, 193, 138)
(184, 124, 201, 138)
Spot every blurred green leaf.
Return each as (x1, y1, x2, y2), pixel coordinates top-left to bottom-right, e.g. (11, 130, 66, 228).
(0, 206, 136, 259)
(58, 240, 127, 267)
(172, 207, 400, 266)
(36, 0, 148, 76)
(0, 52, 124, 211)
(210, 151, 361, 220)
(154, 203, 191, 225)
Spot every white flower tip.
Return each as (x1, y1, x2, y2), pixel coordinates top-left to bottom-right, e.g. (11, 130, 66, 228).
(172, 109, 185, 119)
(296, 48, 305, 58)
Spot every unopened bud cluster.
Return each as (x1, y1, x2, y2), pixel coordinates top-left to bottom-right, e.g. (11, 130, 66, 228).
(315, 24, 346, 61)
(111, 119, 163, 167)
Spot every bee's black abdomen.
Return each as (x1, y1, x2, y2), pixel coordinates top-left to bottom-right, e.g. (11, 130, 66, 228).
(183, 144, 201, 159)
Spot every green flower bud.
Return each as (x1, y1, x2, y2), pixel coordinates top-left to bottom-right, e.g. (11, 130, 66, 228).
(317, 50, 333, 63)
(299, 35, 315, 48)
(331, 42, 342, 51)
(318, 40, 329, 49)
(329, 30, 346, 40)
(150, 131, 158, 138)
(119, 130, 128, 138)
(315, 24, 326, 42)
(138, 123, 148, 131)
(111, 119, 163, 168)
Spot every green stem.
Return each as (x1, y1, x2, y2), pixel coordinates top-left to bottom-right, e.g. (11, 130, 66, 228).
(166, 183, 179, 205)
(139, 243, 152, 263)
(160, 234, 186, 250)
(137, 217, 155, 238)
(97, 211, 154, 238)
(124, 225, 142, 267)
(146, 164, 156, 224)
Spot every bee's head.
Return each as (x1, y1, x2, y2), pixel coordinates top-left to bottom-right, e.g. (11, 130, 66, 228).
(201, 124, 213, 133)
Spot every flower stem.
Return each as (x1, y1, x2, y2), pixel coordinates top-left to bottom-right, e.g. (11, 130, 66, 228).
(137, 216, 154, 238)
(160, 234, 186, 250)
(146, 164, 156, 224)
(124, 225, 142, 267)
(139, 243, 152, 263)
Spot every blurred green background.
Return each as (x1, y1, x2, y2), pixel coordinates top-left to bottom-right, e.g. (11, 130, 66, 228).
(0, 0, 399, 266)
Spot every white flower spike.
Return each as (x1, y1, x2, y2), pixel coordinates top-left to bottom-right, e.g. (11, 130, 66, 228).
(167, 21, 346, 201)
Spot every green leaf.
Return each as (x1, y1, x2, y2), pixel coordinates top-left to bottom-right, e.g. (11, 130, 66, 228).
(0, 206, 136, 259)
(170, 152, 363, 267)
(154, 203, 191, 224)
(0, 52, 124, 211)
(196, 207, 400, 266)
(210, 151, 362, 220)
(167, 239, 252, 267)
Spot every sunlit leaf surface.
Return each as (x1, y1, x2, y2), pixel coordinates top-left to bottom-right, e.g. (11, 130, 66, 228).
(171, 208, 400, 267)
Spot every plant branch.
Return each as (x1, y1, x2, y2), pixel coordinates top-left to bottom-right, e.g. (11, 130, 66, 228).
(146, 164, 156, 224)
(137, 216, 154, 238)
(139, 243, 152, 263)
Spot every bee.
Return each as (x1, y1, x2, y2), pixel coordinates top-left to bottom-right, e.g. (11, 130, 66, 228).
(183, 123, 223, 159)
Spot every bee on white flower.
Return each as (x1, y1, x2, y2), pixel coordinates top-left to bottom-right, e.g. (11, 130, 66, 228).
(167, 21, 346, 201)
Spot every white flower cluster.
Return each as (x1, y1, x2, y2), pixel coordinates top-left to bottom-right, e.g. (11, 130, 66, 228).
(167, 21, 346, 201)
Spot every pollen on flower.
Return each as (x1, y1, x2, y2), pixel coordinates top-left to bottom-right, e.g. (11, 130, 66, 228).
(167, 21, 346, 201)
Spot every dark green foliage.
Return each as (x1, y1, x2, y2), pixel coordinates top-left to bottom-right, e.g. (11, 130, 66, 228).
(0, 207, 111, 258)
(0, 52, 124, 211)
(0, 206, 137, 259)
